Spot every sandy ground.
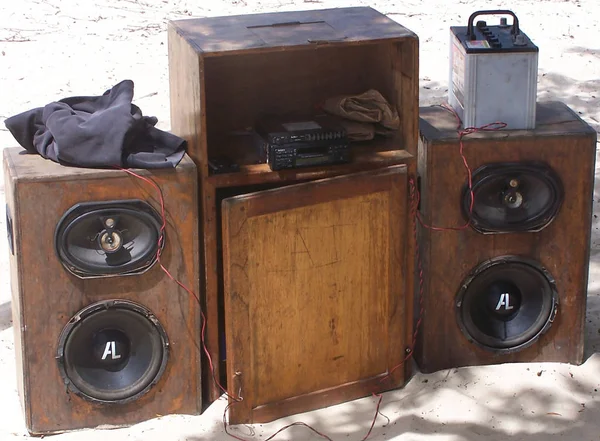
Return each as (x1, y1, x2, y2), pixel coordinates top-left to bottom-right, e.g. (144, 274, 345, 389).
(1, 0, 599, 439)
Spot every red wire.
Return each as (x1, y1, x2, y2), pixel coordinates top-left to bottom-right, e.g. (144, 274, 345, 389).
(116, 104, 506, 440)
(380, 176, 423, 381)
(383, 105, 507, 379)
(118, 167, 384, 441)
(359, 393, 384, 441)
(222, 393, 384, 441)
(417, 104, 507, 231)
(116, 167, 232, 399)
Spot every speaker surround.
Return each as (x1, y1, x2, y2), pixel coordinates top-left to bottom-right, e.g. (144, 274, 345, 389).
(463, 162, 564, 234)
(456, 256, 558, 353)
(57, 300, 169, 404)
(54, 200, 163, 279)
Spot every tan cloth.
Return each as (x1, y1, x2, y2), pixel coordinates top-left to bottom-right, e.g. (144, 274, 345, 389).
(323, 89, 400, 141)
(338, 120, 375, 142)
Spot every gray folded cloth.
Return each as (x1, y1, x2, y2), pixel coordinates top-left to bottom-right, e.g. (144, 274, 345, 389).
(4, 79, 186, 169)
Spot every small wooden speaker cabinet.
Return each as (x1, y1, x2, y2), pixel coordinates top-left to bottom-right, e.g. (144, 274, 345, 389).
(415, 101, 597, 373)
(3, 148, 201, 435)
(167, 5, 419, 417)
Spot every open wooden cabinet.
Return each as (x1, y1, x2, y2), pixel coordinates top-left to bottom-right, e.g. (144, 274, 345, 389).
(167, 6, 419, 422)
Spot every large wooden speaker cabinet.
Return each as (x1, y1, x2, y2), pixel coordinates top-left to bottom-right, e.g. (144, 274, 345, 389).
(168, 6, 419, 421)
(3, 148, 202, 435)
(415, 101, 597, 373)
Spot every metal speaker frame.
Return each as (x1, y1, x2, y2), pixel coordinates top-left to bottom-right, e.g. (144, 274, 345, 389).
(56, 299, 169, 405)
(54, 199, 164, 279)
(462, 162, 564, 234)
(455, 255, 559, 354)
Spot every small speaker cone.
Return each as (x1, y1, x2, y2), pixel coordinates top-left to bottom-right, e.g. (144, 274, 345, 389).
(56, 300, 169, 404)
(55, 200, 164, 278)
(463, 162, 564, 234)
(456, 256, 558, 353)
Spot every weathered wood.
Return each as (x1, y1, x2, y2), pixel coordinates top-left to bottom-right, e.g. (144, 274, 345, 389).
(415, 101, 597, 373)
(170, 7, 417, 55)
(167, 6, 419, 406)
(3, 148, 202, 435)
(168, 23, 220, 404)
(222, 166, 409, 424)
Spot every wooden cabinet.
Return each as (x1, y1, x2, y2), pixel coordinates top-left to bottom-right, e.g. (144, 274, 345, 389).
(167, 6, 419, 421)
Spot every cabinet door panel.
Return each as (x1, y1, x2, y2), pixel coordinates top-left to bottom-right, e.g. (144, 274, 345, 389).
(222, 165, 409, 424)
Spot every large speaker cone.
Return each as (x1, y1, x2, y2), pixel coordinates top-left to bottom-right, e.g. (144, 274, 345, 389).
(55, 200, 163, 278)
(56, 300, 169, 404)
(456, 256, 558, 353)
(462, 162, 564, 234)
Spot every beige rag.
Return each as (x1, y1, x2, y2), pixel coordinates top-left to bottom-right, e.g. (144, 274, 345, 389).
(323, 89, 400, 141)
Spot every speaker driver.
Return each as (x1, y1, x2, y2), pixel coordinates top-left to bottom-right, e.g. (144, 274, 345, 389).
(456, 256, 558, 353)
(56, 300, 169, 404)
(55, 200, 163, 278)
(462, 162, 564, 234)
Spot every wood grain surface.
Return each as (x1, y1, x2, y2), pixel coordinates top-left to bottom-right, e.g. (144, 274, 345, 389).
(3, 149, 202, 435)
(222, 166, 411, 423)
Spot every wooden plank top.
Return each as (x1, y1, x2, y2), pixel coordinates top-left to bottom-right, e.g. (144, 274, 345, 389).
(419, 101, 597, 142)
(170, 7, 417, 55)
(3, 147, 195, 182)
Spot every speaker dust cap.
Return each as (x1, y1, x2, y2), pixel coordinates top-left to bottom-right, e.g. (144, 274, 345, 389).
(56, 300, 169, 404)
(456, 256, 558, 353)
(55, 200, 164, 278)
(463, 162, 564, 234)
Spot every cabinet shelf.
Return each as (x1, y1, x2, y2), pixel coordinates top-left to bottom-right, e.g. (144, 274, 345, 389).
(207, 134, 414, 187)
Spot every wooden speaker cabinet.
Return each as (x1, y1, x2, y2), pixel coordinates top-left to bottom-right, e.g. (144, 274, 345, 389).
(3, 148, 201, 435)
(168, 7, 419, 420)
(415, 101, 597, 373)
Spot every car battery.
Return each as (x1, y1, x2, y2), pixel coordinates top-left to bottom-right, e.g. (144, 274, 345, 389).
(448, 10, 539, 130)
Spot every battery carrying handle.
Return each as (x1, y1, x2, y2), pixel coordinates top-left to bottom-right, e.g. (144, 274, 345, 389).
(467, 10, 520, 40)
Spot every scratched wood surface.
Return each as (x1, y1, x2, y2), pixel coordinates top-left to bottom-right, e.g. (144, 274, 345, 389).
(170, 7, 417, 55)
(415, 101, 597, 373)
(222, 166, 409, 424)
(3, 148, 202, 435)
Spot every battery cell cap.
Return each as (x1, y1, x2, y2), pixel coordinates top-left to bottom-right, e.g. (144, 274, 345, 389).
(514, 34, 527, 46)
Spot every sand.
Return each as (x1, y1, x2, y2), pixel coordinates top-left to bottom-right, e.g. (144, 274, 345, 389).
(0, 0, 599, 439)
